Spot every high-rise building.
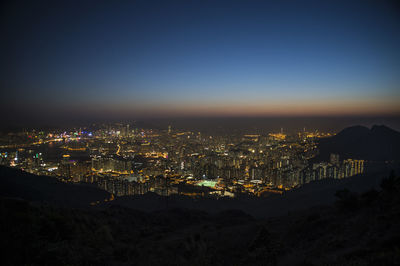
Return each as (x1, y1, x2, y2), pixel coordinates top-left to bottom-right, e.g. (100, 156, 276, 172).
(330, 153, 340, 165)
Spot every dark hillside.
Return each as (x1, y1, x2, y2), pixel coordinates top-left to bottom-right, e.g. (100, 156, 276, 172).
(2, 171, 400, 265)
(0, 166, 109, 208)
(316, 125, 400, 162)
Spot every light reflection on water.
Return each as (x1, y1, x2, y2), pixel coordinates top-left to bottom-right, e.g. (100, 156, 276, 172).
(3, 142, 90, 163)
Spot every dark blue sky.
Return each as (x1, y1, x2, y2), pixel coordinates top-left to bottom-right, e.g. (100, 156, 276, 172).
(1, 0, 399, 122)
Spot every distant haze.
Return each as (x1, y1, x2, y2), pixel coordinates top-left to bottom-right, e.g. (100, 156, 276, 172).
(2, 114, 400, 135)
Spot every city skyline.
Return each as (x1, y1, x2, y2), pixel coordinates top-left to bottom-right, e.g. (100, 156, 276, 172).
(1, 0, 400, 123)
(1, 1, 400, 264)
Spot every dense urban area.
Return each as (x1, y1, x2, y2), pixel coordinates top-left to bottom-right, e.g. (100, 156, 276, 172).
(0, 123, 364, 199)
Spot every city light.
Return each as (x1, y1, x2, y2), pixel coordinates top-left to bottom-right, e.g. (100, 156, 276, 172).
(0, 122, 369, 198)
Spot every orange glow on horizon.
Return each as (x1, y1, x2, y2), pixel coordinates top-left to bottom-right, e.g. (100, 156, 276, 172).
(24, 96, 400, 118)
(107, 97, 400, 117)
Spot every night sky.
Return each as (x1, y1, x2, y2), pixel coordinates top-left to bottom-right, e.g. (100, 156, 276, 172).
(1, 0, 400, 125)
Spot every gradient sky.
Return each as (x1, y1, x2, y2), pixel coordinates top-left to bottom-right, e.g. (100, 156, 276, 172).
(1, 0, 400, 123)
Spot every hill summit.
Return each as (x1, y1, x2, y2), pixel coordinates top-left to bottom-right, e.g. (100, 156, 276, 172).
(316, 125, 400, 162)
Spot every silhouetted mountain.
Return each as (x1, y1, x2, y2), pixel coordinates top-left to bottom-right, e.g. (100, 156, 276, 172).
(2, 170, 400, 265)
(316, 125, 400, 162)
(0, 166, 109, 207)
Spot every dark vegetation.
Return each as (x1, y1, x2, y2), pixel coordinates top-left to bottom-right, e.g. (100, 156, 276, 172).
(1, 168, 400, 265)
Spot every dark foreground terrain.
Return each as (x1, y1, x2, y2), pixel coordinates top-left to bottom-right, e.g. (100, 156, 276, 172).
(1, 167, 400, 265)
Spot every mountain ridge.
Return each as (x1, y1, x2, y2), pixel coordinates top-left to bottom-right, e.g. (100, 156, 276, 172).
(316, 124, 400, 162)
